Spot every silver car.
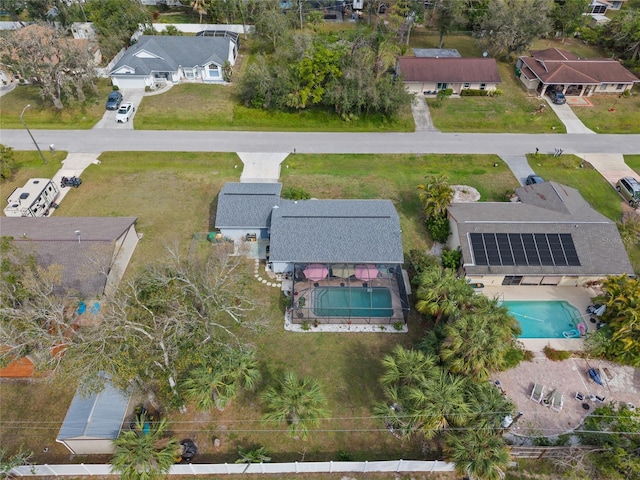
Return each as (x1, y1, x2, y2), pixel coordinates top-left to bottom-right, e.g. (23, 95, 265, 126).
(115, 102, 135, 123)
(616, 177, 640, 207)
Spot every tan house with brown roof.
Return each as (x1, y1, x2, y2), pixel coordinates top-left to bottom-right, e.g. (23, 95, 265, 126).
(516, 48, 639, 97)
(396, 57, 501, 95)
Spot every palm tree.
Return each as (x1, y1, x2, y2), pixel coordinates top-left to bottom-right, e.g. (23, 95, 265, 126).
(415, 265, 474, 325)
(593, 275, 640, 366)
(465, 381, 515, 431)
(444, 429, 511, 480)
(191, 0, 207, 24)
(440, 297, 520, 381)
(380, 345, 437, 388)
(416, 368, 471, 439)
(111, 416, 180, 480)
(182, 348, 261, 411)
(261, 371, 330, 440)
(416, 175, 454, 219)
(235, 446, 271, 464)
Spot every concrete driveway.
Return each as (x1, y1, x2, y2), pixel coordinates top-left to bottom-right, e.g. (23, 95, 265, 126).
(92, 89, 145, 130)
(545, 97, 595, 134)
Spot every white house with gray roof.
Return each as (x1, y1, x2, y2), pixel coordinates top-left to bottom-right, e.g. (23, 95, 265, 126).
(447, 181, 633, 287)
(214, 182, 282, 242)
(268, 199, 404, 274)
(109, 35, 238, 89)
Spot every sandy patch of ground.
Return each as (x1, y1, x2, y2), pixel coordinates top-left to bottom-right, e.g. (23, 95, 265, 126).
(451, 185, 481, 202)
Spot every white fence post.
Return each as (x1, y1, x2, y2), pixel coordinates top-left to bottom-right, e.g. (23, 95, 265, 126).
(363, 460, 368, 472)
(329, 460, 333, 473)
(397, 459, 403, 472)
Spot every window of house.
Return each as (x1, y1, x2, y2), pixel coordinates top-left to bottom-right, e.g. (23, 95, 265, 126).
(480, 83, 486, 90)
(184, 68, 194, 79)
(437, 82, 447, 90)
(616, 83, 624, 90)
(208, 65, 220, 78)
(463, 83, 470, 89)
(600, 83, 608, 90)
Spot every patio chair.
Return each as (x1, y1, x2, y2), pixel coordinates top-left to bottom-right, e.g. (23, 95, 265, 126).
(550, 391, 564, 411)
(575, 392, 585, 401)
(530, 383, 544, 403)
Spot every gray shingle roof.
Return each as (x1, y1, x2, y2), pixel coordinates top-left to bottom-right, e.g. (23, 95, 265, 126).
(0, 217, 137, 297)
(110, 36, 234, 76)
(269, 200, 404, 264)
(447, 182, 633, 276)
(215, 183, 282, 229)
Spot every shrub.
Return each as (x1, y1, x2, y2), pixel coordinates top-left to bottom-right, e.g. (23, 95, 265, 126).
(406, 249, 439, 280)
(425, 214, 450, 243)
(543, 345, 571, 361)
(441, 248, 462, 270)
(337, 450, 354, 461)
(393, 321, 404, 331)
(460, 89, 488, 97)
(503, 345, 532, 369)
(281, 186, 311, 200)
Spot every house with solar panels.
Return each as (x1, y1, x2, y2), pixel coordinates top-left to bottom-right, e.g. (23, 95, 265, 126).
(447, 181, 634, 287)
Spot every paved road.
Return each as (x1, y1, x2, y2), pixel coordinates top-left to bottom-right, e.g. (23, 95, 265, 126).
(2, 129, 639, 155)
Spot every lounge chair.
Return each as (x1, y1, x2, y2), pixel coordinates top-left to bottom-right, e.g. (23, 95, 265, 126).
(530, 383, 544, 403)
(575, 392, 585, 401)
(550, 391, 564, 411)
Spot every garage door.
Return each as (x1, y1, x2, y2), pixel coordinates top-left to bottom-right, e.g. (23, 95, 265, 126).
(113, 77, 146, 89)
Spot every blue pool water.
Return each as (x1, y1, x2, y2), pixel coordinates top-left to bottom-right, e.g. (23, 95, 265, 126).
(312, 287, 393, 317)
(503, 300, 582, 338)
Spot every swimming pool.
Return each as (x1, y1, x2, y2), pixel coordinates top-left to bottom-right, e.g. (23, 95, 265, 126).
(312, 287, 393, 317)
(503, 300, 582, 338)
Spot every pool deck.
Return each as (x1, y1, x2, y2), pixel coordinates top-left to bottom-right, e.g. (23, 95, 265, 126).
(481, 285, 595, 352)
(495, 357, 639, 437)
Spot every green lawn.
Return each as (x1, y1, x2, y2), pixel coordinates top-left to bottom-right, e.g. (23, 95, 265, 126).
(527, 154, 623, 221)
(571, 92, 640, 134)
(427, 62, 566, 133)
(626, 155, 640, 176)
(135, 83, 415, 132)
(0, 80, 113, 130)
(280, 153, 518, 252)
(0, 151, 63, 200)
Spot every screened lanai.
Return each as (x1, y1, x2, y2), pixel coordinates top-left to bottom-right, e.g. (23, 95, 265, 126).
(290, 263, 409, 325)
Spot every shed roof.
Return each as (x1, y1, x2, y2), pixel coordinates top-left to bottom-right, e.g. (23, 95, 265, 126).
(57, 381, 131, 441)
(448, 182, 633, 276)
(519, 49, 639, 84)
(0, 217, 137, 297)
(269, 199, 404, 264)
(397, 57, 501, 83)
(215, 182, 282, 229)
(110, 35, 235, 76)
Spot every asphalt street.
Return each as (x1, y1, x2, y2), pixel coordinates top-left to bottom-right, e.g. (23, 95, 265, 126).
(1, 129, 639, 155)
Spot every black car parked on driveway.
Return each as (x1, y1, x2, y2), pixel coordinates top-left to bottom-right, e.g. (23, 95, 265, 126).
(106, 91, 123, 110)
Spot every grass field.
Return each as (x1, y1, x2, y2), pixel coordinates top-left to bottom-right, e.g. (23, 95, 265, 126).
(135, 83, 415, 132)
(571, 93, 640, 134)
(526, 154, 623, 221)
(626, 155, 640, 175)
(427, 62, 566, 133)
(0, 151, 63, 200)
(0, 80, 113, 130)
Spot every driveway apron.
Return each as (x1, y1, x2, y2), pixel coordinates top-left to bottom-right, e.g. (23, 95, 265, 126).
(499, 155, 536, 185)
(410, 95, 439, 132)
(238, 152, 289, 183)
(545, 100, 595, 134)
(576, 153, 637, 186)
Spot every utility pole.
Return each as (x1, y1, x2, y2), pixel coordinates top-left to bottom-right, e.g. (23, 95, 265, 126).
(20, 105, 47, 164)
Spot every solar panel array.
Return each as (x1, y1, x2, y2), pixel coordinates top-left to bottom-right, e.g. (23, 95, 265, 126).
(469, 233, 580, 267)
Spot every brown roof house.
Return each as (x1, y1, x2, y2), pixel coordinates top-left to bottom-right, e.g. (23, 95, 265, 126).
(0, 216, 139, 298)
(396, 57, 501, 95)
(447, 181, 634, 287)
(516, 48, 639, 97)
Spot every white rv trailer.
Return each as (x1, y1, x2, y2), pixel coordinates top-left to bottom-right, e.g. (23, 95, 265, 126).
(4, 178, 59, 217)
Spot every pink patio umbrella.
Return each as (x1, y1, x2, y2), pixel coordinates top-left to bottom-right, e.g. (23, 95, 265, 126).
(354, 264, 379, 281)
(303, 264, 329, 281)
